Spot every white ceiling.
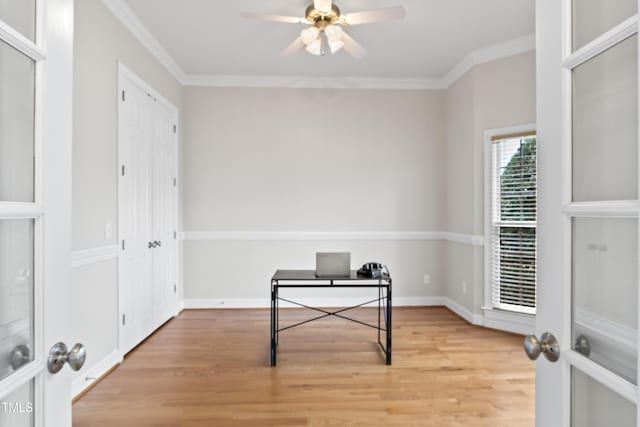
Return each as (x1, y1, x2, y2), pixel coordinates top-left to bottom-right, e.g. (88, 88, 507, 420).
(120, 0, 535, 82)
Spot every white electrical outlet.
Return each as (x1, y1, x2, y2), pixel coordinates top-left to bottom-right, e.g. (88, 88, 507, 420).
(423, 274, 431, 285)
(105, 222, 112, 240)
(462, 281, 468, 294)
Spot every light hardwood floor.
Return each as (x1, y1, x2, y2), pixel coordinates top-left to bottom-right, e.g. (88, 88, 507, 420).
(73, 307, 534, 426)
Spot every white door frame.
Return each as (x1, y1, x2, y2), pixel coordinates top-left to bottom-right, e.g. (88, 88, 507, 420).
(117, 63, 179, 357)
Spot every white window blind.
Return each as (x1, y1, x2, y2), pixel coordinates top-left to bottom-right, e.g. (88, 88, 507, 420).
(490, 134, 537, 314)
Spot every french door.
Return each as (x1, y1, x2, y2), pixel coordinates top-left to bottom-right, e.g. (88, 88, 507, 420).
(0, 0, 76, 425)
(536, 0, 640, 425)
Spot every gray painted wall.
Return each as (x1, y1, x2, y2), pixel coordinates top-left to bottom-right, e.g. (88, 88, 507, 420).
(182, 87, 447, 302)
(444, 51, 537, 316)
(72, 0, 183, 384)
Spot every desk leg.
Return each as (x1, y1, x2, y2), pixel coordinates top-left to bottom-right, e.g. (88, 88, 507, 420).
(386, 281, 392, 365)
(377, 280, 381, 344)
(270, 281, 277, 366)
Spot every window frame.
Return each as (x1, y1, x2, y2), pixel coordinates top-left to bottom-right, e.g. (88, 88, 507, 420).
(483, 124, 537, 333)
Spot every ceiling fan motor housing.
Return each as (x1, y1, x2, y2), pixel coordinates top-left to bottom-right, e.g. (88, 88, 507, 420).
(305, 4, 341, 29)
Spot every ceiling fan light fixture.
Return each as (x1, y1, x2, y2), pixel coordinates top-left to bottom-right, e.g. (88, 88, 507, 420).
(324, 24, 343, 41)
(305, 38, 322, 55)
(301, 26, 320, 45)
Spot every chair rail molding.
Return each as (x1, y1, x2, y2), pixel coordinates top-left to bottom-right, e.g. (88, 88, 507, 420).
(180, 231, 484, 246)
(71, 244, 120, 268)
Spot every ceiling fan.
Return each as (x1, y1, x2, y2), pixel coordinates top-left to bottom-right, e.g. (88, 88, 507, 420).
(241, 0, 406, 58)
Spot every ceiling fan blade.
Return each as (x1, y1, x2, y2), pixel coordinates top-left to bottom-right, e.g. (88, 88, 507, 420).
(241, 11, 305, 24)
(281, 36, 306, 57)
(341, 32, 367, 58)
(341, 6, 406, 26)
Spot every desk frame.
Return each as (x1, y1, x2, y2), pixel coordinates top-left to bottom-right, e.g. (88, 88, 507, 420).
(270, 270, 392, 366)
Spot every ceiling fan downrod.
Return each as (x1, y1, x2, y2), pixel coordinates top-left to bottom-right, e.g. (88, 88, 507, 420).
(305, 3, 341, 29)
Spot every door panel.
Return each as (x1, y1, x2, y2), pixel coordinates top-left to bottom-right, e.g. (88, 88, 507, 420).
(572, 367, 636, 426)
(572, 0, 637, 51)
(0, 379, 34, 427)
(0, 38, 35, 202)
(151, 100, 177, 327)
(572, 34, 638, 202)
(119, 78, 154, 354)
(572, 217, 638, 383)
(0, 0, 36, 42)
(0, 220, 34, 383)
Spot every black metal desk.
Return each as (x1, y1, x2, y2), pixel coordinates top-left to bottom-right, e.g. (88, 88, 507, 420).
(270, 269, 392, 366)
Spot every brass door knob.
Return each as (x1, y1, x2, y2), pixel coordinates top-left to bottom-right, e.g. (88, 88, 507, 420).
(524, 332, 560, 362)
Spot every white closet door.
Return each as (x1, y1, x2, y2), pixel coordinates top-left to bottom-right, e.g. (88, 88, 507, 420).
(151, 100, 178, 328)
(118, 77, 154, 354)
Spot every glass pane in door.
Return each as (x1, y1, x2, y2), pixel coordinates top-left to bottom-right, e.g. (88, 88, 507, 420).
(0, 220, 34, 382)
(572, 367, 636, 426)
(572, 218, 638, 384)
(0, 39, 35, 203)
(0, 0, 36, 42)
(0, 379, 34, 427)
(572, 35, 638, 202)
(573, 0, 637, 51)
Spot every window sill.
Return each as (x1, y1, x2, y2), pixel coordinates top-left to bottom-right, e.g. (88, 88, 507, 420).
(482, 307, 535, 335)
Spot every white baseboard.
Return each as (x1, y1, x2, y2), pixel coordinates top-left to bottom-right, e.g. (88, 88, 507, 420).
(482, 308, 534, 335)
(72, 350, 122, 399)
(441, 297, 484, 325)
(184, 296, 446, 310)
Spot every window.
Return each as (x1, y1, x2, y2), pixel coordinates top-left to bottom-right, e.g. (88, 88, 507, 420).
(488, 130, 537, 315)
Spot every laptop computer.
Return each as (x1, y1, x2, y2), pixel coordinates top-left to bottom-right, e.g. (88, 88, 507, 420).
(315, 252, 351, 277)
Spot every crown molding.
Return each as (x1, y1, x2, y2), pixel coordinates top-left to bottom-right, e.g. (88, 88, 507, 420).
(183, 75, 446, 90)
(443, 34, 535, 88)
(100, 0, 534, 90)
(101, 0, 188, 84)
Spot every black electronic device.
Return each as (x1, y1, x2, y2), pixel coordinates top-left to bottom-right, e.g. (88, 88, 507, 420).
(357, 262, 386, 278)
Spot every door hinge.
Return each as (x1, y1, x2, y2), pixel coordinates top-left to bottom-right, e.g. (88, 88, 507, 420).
(173, 124, 177, 133)
(122, 90, 125, 102)
(121, 240, 125, 251)
(174, 231, 177, 239)
(122, 314, 126, 325)
(121, 165, 125, 176)
(173, 177, 177, 187)
(174, 284, 177, 293)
